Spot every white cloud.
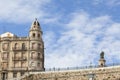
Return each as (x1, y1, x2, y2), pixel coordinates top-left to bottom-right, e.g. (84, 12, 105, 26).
(44, 11, 120, 68)
(0, 0, 53, 23)
(107, 0, 120, 5)
(93, 0, 120, 6)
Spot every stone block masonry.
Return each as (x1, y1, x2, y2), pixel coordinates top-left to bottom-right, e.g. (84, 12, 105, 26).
(22, 65, 120, 80)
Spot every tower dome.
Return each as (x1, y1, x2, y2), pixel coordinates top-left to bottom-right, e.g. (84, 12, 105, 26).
(30, 18, 42, 32)
(29, 18, 43, 39)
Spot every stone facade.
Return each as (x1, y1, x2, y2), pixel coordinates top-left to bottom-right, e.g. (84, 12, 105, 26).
(0, 19, 45, 80)
(22, 66, 120, 80)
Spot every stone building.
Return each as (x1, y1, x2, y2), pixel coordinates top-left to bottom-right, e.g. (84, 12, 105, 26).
(0, 19, 45, 80)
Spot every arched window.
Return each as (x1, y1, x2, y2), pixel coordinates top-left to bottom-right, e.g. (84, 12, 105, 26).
(101, 63, 103, 66)
(34, 21, 36, 25)
(38, 53, 40, 56)
(37, 53, 40, 59)
(32, 43, 36, 49)
(38, 43, 41, 49)
(2, 43, 9, 50)
(37, 22, 40, 26)
(22, 43, 25, 50)
(15, 43, 18, 49)
(2, 52, 8, 60)
(31, 52, 36, 59)
(38, 34, 40, 38)
(33, 33, 35, 37)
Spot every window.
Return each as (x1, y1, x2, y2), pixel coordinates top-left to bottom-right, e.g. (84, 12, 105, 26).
(14, 52, 19, 58)
(38, 62, 41, 67)
(32, 43, 36, 49)
(38, 43, 41, 49)
(2, 62, 8, 69)
(21, 61, 26, 68)
(33, 33, 35, 37)
(2, 43, 9, 50)
(101, 63, 103, 66)
(14, 43, 18, 49)
(37, 53, 41, 59)
(38, 34, 40, 37)
(2, 52, 8, 60)
(14, 62, 17, 68)
(34, 21, 36, 25)
(2, 73, 8, 80)
(13, 72, 17, 78)
(37, 22, 40, 26)
(22, 43, 26, 50)
(21, 72, 24, 76)
(38, 53, 40, 56)
(31, 62, 35, 67)
(31, 52, 36, 59)
(14, 62, 19, 68)
(22, 52, 25, 57)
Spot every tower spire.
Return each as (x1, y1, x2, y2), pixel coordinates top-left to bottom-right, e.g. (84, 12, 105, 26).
(29, 19, 43, 39)
(29, 18, 42, 31)
(98, 51, 106, 67)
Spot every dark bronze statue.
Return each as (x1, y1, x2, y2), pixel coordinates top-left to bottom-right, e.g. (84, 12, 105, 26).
(100, 51, 104, 59)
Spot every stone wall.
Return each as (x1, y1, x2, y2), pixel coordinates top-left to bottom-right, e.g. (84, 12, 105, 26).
(22, 66, 120, 80)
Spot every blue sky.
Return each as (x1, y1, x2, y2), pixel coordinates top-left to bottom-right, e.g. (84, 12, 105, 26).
(0, 0, 120, 68)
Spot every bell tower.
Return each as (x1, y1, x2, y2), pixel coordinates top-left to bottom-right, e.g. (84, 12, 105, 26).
(29, 18, 43, 39)
(99, 51, 106, 67)
(29, 18, 44, 71)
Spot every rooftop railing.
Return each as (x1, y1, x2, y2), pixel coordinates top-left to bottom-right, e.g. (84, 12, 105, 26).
(0, 37, 29, 41)
(45, 63, 120, 72)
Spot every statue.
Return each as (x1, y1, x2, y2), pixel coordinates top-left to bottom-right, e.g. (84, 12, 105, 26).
(100, 51, 104, 59)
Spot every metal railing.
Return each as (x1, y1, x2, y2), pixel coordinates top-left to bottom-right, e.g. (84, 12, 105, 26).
(2, 57, 8, 61)
(12, 67, 27, 71)
(30, 47, 42, 51)
(30, 57, 42, 60)
(0, 37, 29, 41)
(12, 57, 27, 61)
(2, 47, 9, 51)
(45, 63, 120, 72)
(12, 47, 27, 51)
